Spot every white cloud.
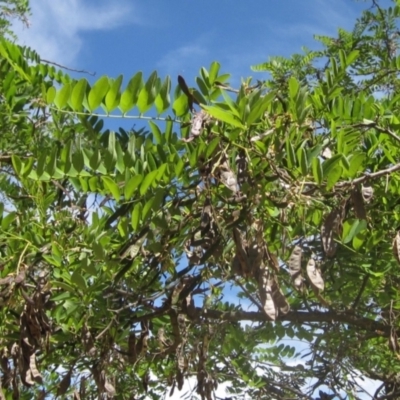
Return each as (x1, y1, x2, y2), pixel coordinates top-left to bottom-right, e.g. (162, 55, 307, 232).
(11, 0, 135, 65)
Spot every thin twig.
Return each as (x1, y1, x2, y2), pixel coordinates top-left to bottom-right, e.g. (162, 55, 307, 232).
(48, 106, 183, 123)
(41, 59, 96, 76)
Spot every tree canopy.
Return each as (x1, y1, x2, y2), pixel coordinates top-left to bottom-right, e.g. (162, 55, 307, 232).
(2, 1, 400, 399)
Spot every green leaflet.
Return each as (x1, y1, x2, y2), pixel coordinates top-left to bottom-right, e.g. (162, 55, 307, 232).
(173, 93, 189, 117)
(137, 71, 158, 113)
(88, 75, 110, 111)
(119, 72, 143, 114)
(201, 104, 245, 129)
(155, 75, 171, 114)
(102, 176, 121, 201)
(131, 202, 142, 231)
(140, 170, 159, 195)
(105, 75, 123, 113)
(149, 121, 163, 145)
(70, 78, 87, 111)
(312, 157, 323, 184)
(54, 83, 71, 109)
(124, 174, 143, 199)
(208, 61, 220, 85)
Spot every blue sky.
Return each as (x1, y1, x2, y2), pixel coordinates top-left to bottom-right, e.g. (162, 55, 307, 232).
(13, 0, 390, 88)
(11, 1, 393, 398)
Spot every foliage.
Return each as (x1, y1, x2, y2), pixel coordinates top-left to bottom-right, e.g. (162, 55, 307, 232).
(0, 0, 29, 38)
(2, 1, 400, 399)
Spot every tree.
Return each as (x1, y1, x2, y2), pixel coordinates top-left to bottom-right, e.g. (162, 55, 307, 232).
(1, 1, 400, 399)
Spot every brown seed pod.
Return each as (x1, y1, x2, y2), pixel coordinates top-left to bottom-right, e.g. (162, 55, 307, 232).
(351, 186, 367, 220)
(287, 246, 304, 291)
(306, 258, 324, 292)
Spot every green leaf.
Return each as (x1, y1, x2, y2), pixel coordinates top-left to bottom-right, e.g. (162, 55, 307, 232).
(137, 71, 158, 113)
(202, 105, 245, 129)
(54, 83, 71, 109)
(346, 50, 359, 67)
(131, 202, 142, 231)
(47, 86, 56, 104)
(70, 78, 87, 111)
(298, 147, 309, 176)
(101, 176, 121, 201)
(11, 154, 22, 175)
(72, 149, 84, 173)
(155, 75, 171, 114)
(119, 72, 143, 113)
(71, 270, 87, 291)
(105, 75, 123, 113)
(247, 91, 274, 125)
(286, 139, 296, 169)
(288, 76, 299, 100)
(140, 170, 159, 195)
(173, 93, 189, 117)
(149, 121, 163, 144)
(124, 174, 143, 199)
(343, 219, 367, 244)
(142, 197, 155, 222)
(326, 164, 342, 190)
(209, 61, 220, 84)
(2, 211, 16, 230)
(88, 75, 110, 111)
(312, 157, 323, 184)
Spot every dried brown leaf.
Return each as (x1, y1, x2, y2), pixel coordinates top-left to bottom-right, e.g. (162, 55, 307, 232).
(306, 258, 324, 292)
(28, 353, 42, 384)
(362, 185, 374, 203)
(104, 380, 116, 396)
(393, 231, 400, 264)
(287, 246, 304, 291)
(219, 161, 238, 192)
(73, 390, 81, 400)
(389, 330, 400, 354)
(191, 110, 207, 137)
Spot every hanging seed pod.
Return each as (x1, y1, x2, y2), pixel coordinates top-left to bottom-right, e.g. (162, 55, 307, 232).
(247, 242, 264, 272)
(257, 268, 276, 320)
(232, 228, 251, 277)
(321, 207, 344, 257)
(306, 258, 324, 292)
(287, 246, 304, 291)
(392, 231, 400, 264)
(128, 333, 137, 364)
(351, 187, 367, 220)
(200, 197, 212, 234)
(271, 277, 290, 315)
(56, 370, 72, 397)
